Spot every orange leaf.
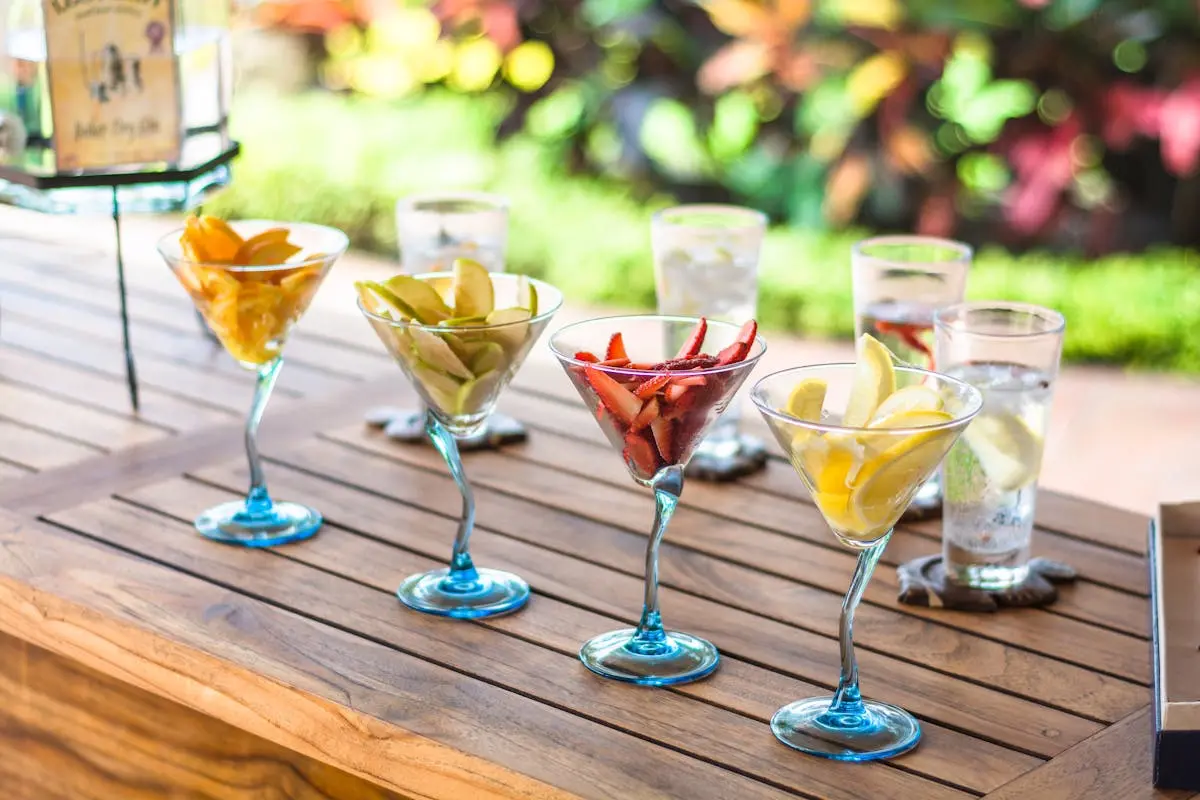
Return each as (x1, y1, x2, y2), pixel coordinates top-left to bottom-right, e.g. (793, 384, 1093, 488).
(823, 153, 872, 225)
(704, 0, 773, 37)
(698, 41, 770, 95)
(775, 0, 811, 28)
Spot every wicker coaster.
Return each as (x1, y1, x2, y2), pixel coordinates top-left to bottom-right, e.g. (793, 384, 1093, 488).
(365, 407, 528, 451)
(685, 434, 769, 482)
(897, 555, 1076, 611)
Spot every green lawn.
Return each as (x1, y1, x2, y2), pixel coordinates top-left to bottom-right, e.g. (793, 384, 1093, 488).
(208, 89, 1200, 371)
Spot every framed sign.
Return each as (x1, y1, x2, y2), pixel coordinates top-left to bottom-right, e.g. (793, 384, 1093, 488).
(42, 0, 182, 171)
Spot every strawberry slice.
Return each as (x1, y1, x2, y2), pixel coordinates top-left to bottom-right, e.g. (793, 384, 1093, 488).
(714, 320, 758, 365)
(672, 375, 708, 388)
(598, 357, 631, 368)
(606, 332, 628, 361)
(634, 374, 670, 399)
(664, 383, 691, 403)
(575, 351, 600, 362)
(627, 362, 658, 371)
(675, 317, 708, 358)
(649, 417, 674, 463)
(662, 387, 698, 420)
(585, 367, 643, 425)
(630, 397, 660, 432)
(624, 430, 660, 478)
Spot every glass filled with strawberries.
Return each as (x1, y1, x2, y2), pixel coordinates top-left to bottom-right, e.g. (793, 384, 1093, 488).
(550, 315, 765, 685)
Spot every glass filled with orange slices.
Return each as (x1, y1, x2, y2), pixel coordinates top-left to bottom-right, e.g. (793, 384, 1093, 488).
(158, 216, 348, 546)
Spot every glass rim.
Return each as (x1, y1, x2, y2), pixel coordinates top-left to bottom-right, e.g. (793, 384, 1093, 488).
(751, 362, 982, 435)
(651, 204, 768, 233)
(396, 189, 510, 215)
(156, 220, 349, 273)
(549, 313, 768, 377)
(356, 272, 563, 332)
(933, 301, 1066, 339)
(852, 234, 973, 267)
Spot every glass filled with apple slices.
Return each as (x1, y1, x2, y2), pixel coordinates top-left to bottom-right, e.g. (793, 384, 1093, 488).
(356, 259, 563, 618)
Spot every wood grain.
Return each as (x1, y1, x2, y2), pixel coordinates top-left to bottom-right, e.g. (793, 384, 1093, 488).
(54, 493, 972, 800)
(0, 630, 410, 800)
(0, 513, 804, 800)
(313, 426, 1148, 720)
(115, 474, 1041, 795)
(983, 707, 1193, 800)
(183, 451, 1106, 757)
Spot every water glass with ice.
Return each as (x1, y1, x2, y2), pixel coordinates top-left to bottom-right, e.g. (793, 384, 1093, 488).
(652, 205, 767, 478)
(852, 236, 972, 515)
(396, 191, 508, 274)
(934, 302, 1066, 590)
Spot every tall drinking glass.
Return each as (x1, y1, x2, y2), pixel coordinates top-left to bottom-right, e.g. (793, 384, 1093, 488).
(935, 302, 1066, 590)
(852, 235, 972, 516)
(652, 205, 767, 480)
(382, 191, 519, 445)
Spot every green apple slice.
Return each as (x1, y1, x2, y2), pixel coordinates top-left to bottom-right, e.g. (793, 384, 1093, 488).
(468, 341, 506, 376)
(516, 274, 538, 316)
(456, 369, 503, 416)
(412, 361, 462, 413)
(452, 258, 494, 318)
(441, 315, 490, 327)
(484, 307, 532, 350)
(409, 327, 474, 381)
(383, 275, 451, 324)
(356, 281, 416, 320)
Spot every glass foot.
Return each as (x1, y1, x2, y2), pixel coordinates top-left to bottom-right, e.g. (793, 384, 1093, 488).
(685, 433, 768, 481)
(579, 628, 719, 686)
(771, 696, 921, 761)
(195, 499, 322, 548)
(397, 567, 530, 619)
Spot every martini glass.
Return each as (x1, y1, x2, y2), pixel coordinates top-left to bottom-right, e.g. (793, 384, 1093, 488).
(751, 364, 981, 760)
(550, 315, 766, 685)
(158, 220, 348, 546)
(358, 273, 563, 618)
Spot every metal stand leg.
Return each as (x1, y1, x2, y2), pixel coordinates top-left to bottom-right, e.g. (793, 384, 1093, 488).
(112, 187, 140, 412)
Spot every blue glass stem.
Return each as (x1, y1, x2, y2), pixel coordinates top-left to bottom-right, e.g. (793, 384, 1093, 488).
(628, 465, 683, 654)
(243, 358, 283, 516)
(424, 412, 481, 591)
(825, 532, 891, 721)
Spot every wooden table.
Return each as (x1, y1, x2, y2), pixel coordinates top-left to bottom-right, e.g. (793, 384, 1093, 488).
(0, 220, 1189, 799)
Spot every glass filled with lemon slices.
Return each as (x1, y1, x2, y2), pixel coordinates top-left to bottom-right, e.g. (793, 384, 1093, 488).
(751, 336, 982, 762)
(934, 302, 1066, 590)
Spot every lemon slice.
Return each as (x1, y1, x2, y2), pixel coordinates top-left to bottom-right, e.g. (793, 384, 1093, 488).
(786, 379, 827, 421)
(847, 427, 957, 538)
(869, 385, 943, 424)
(868, 408, 953, 430)
(843, 334, 896, 427)
(962, 412, 1043, 492)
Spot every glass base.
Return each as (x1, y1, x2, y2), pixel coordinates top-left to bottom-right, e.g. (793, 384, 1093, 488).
(195, 499, 322, 548)
(684, 433, 768, 481)
(771, 696, 921, 762)
(579, 628, 719, 686)
(397, 567, 530, 619)
(945, 561, 1031, 591)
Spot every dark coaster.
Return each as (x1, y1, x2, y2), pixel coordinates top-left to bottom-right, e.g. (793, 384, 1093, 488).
(897, 555, 1077, 611)
(685, 434, 769, 482)
(365, 407, 528, 451)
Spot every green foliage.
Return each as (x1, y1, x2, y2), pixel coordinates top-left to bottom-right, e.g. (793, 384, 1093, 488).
(208, 91, 1200, 371)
